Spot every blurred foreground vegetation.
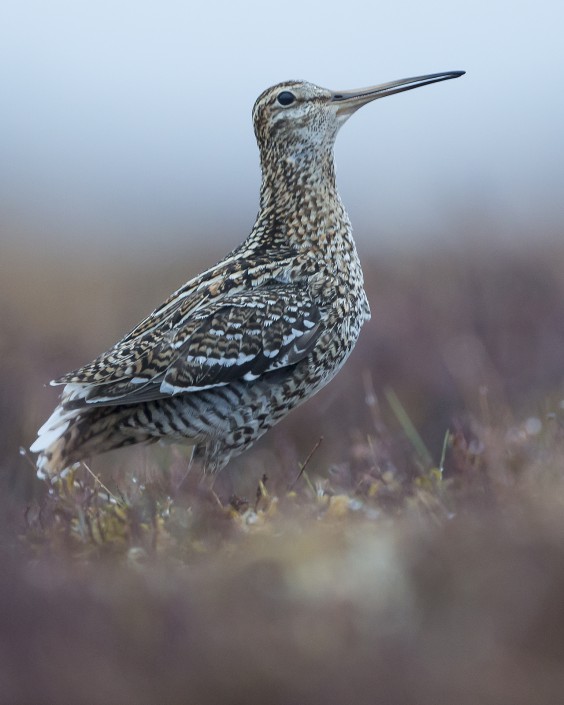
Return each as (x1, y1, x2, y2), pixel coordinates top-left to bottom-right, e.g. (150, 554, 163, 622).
(2, 236, 564, 703)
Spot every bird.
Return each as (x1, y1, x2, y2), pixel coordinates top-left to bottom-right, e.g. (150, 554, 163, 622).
(31, 70, 464, 478)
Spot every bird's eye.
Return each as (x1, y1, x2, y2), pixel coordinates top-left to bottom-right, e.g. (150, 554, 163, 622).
(277, 91, 296, 107)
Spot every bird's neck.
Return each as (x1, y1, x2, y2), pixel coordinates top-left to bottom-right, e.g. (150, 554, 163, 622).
(254, 148, 351, 250)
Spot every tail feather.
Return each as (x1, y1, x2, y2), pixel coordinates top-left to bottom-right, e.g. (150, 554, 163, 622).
(31, 395, 154, 477)
(30, 407, 73, 453)
(31, 382, 98, 455)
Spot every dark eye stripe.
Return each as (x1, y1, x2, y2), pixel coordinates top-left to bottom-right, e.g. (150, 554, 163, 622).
(277, 91, 296, 106)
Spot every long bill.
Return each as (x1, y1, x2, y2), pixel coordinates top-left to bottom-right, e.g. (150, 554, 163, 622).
(331, 71, 465, 117)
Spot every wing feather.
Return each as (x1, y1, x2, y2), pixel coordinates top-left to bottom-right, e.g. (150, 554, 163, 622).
(56, 283, 323, 407)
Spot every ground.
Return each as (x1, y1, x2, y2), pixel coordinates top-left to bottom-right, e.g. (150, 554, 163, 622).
(2, 235, 564, 703)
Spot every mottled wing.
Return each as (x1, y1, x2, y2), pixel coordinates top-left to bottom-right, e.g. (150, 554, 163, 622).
(53, 287, 207, 387)
(54, 251, 304, 388)
(161, 284, 322, 393)
(57, 284, 323, 406)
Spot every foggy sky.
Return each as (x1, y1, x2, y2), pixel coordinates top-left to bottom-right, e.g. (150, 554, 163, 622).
(1, 0, 563, 256)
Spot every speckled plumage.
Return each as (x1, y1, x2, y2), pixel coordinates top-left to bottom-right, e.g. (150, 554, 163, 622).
(31, 71, 464, 476)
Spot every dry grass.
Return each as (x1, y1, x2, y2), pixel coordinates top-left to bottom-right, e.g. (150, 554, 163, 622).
(2, 234, 564, 703)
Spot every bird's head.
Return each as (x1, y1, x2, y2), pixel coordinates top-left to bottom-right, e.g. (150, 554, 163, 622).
(252, 72, 465, 162)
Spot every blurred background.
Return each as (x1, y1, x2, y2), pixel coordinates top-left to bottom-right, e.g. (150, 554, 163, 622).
(3, 5, 564, 703)
(2, 0, 564, 499)
(2, 0, 563, 252)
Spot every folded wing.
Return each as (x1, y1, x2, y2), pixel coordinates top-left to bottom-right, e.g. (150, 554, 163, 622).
(55, 283, 323, 407)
